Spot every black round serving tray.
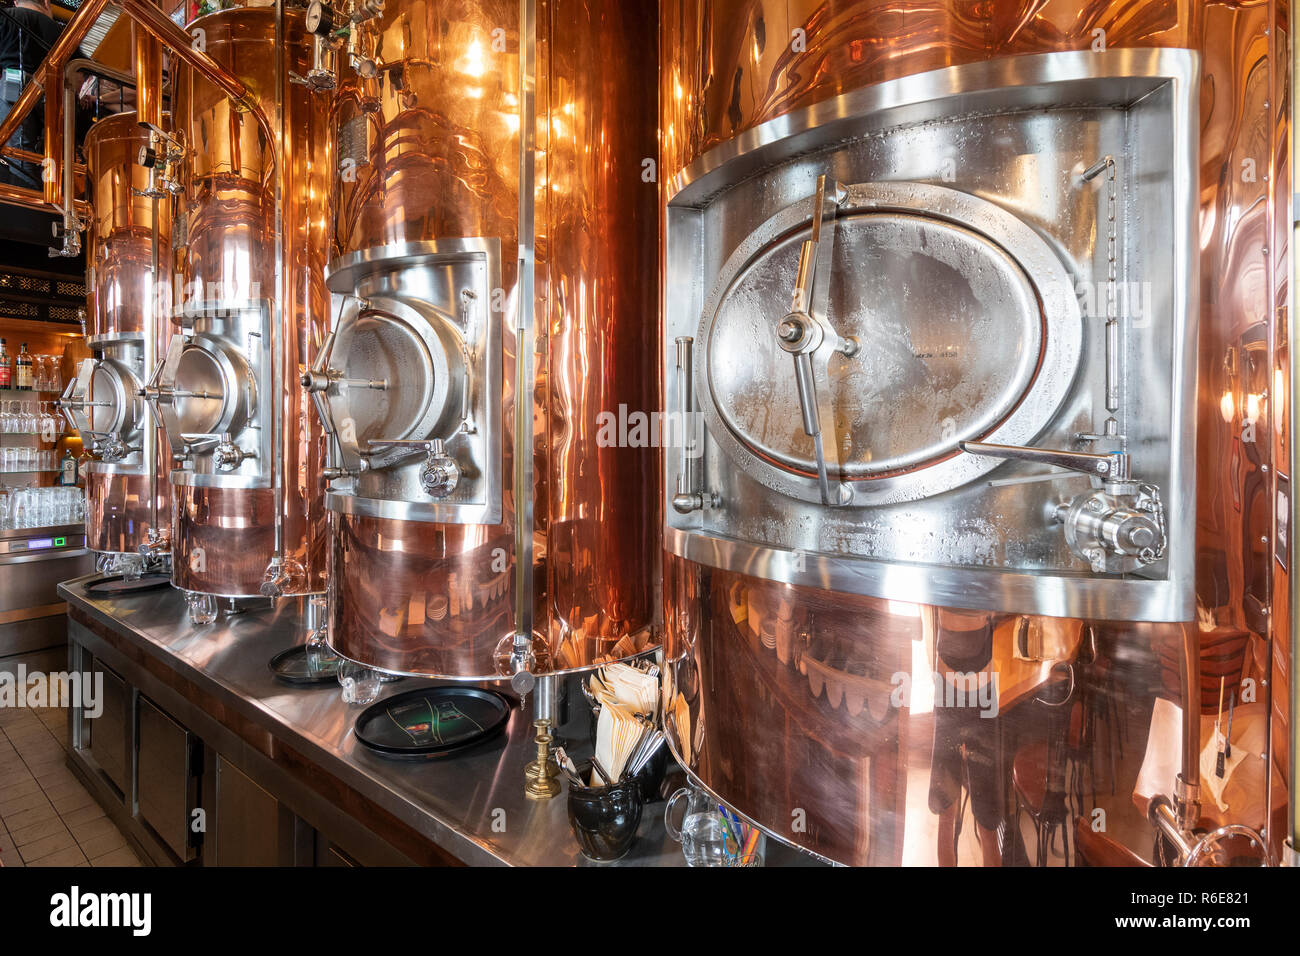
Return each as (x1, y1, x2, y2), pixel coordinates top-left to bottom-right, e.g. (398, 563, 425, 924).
(268, 644, 344, 686)
(84, 573, 172, 596)
(354, 686, 513, 760)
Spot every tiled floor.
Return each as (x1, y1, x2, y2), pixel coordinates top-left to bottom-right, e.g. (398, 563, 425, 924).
(0, 658, 142, 868)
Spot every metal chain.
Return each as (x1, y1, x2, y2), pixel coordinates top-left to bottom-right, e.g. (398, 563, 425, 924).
(1137, 481, 1167, 564)
(1104, 159, 1117, 325)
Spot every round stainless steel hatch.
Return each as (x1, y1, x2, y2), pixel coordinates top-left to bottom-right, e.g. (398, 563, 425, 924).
(172, 341, 244, 438)
(327, 296, 463, 468)
(88, 359, 141, 438)
(697, 181, 1082, 506)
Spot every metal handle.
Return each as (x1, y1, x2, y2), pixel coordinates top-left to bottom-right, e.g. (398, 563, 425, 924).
(57, 376, 80, 434)
(671, 336, 716, 514)
(142, 334, 184, 431)
(663, 787, 691, 842)
(959, 440, 1124, 479)
(302, 326, 340, 442)
(776, 174, 854, 506)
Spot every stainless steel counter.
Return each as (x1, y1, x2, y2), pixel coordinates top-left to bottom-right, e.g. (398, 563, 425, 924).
(58, 576, 816, 867)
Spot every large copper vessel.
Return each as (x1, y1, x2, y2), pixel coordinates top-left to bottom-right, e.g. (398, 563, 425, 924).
(159, 8, 331, 599)
(73, 112, 171, 558)
(320, 0, 658, 678)
(660, 0, 1290, 866)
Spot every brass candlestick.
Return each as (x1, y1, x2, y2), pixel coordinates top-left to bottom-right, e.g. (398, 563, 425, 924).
(524, 718, 561, 800)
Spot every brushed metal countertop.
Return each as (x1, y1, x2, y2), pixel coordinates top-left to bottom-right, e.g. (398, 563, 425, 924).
(58, 576, 816, 868)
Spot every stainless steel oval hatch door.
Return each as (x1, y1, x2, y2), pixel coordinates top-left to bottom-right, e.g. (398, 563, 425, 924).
(698, 182, 1082, 506)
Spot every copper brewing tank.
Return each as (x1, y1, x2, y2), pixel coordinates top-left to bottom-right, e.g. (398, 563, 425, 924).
(167, 7, 331, 598)
(324, 0, 659, 678)
(660, 0, 1290, 866)
(80, 111, 171, 556)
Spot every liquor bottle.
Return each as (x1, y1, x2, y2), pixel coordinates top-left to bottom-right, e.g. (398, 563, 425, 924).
(0, 339, 10, 389)
(16, 343, 31, 391)
(59, 448, 78, 486)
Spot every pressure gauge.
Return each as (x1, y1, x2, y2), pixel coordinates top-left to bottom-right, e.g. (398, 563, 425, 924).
(306, 1, 334, 36)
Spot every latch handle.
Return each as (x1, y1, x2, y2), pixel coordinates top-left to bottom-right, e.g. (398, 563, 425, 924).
(959, 440, 1126, 480)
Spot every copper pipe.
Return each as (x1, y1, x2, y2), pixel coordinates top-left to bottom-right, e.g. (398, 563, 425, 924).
(133, 18, 163, 132)
(117, 0, 273, 147)
(59, 67, 75, 246)
(1293, 296, 1300, 854)
(0, 181, 87, 217)
(0, 0, 276, 217)
(42, 67, 63, 209)
(1292, 32, 1300, 853)
(0, 0, 109, 151)
(514, 0, 538, 650)
(0, 146, 82, 174)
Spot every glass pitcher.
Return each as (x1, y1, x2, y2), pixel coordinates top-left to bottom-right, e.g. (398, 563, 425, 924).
(664, 786, 736, 867)
(338, 661, 382, 705)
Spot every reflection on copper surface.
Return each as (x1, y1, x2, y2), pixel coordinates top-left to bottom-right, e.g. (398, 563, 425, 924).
(539, 0, 660, 660)
(661, 0, 1190, 176)
(171, 484, 278, 596)
(333, 0, 520, 251)
(83, 112, 168, 340)
(329, 512, 514, 677)
(660, 0, 1288, 865)
(85, 471, 168, 556)
(663, 554, 1285, 866)
(325, 0, 660, 677)
(171, 8, 330, 596)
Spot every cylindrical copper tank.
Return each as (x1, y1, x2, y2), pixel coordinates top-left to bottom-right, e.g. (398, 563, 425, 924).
(327, 0, 519, 675)
(81, 111, 170, 556)
(168, 8, 330, 597)
(84, 113, 162, 341)
(324, 0, 659, 678)
(660, 0, 1289, 866)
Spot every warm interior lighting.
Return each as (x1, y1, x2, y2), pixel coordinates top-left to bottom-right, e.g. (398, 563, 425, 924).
(458, 39, 486, 78)
(1246, 392, 1262, 422)
(1220, 390, 1235, 422)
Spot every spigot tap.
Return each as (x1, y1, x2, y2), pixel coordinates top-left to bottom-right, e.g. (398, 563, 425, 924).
(418, 438, 460, 497)
(138, 527, 171, 559)
(259, 557, 305, 598)
(137, 528, 171, 573)
(960, 440, 1167, 573)
(508, 633, 536, 695)
(213, 432, 248, 472)
(48, 208, 84, 258)
(96, 435, 128, 463)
